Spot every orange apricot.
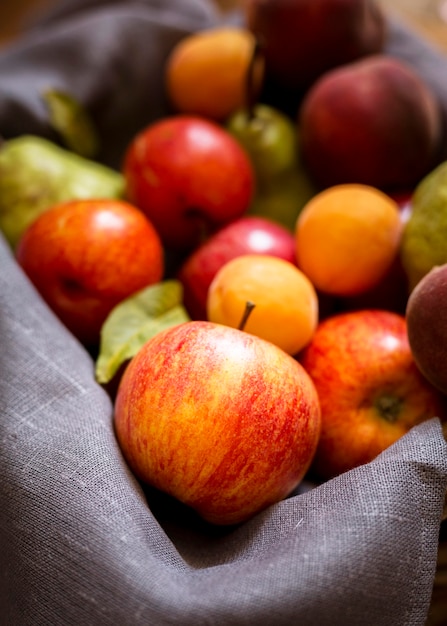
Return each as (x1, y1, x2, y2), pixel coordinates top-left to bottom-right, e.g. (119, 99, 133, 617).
(207, 254, 319, 355)
(165, 27, 264, 121)
(295, 184, 403, 296)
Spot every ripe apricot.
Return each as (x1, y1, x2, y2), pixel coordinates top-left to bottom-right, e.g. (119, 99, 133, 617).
(165, 27, 264, 121)
(207, 254, 318, 355)
(295, 184, 402, 296)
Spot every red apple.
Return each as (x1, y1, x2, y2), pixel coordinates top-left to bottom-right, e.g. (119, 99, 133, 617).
(245, 0, 386, 92)
(178, 215, 297, 320)
(122, 115, 255, 251)
(114, 320, 321, 526)
(299, 309, 445, 480)
(299, 55, 442, 191)
(16, 199, 164, 347)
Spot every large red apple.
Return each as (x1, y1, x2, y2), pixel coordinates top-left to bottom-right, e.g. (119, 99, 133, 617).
(178, 215, 297, 320)
(16, 199, 164, 347)
(114, 320, 321, 526)
(299, 309, 445, 480)
(122, 115, 255, 251)
(299, 55, 442, 191)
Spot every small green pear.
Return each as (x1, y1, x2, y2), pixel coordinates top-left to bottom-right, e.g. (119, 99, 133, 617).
(227, 104, 298, 183)
(400, 160, 447, 291)
(249, 167, 316, 232)
(0, 135, 126, 249)
(226, 104, 317, 231)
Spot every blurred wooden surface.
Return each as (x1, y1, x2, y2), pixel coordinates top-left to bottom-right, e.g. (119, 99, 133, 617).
(0, 0, 52, 44)
(383, 0, 447, 53)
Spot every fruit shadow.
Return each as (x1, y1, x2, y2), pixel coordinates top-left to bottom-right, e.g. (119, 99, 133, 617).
(140, 479, 317, 569)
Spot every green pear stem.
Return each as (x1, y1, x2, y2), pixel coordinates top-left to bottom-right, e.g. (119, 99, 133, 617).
(238, 301, 256, 330)
(246, 37, 264, 121)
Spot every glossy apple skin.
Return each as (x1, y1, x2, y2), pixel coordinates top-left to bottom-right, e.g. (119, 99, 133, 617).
(123, 115, 255, 251)
(299, 310, 445, 480)
(16, 199, 164, 347)
(178, 216, 297, 320)
(114, 321, 321, 526)
(245, 0, 385, 92)
(299, 55, 442, 191)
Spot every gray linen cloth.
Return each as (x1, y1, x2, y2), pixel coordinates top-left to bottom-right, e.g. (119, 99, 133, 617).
(0, 1, 447, 624)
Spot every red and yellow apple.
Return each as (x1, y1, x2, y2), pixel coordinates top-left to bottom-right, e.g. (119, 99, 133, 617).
(178, 216, 297, 320)
(16, 198, 164, 347)
(122, 115, 255, 251)
(114, 320, 321, 525)
(298, 309, 445, 480)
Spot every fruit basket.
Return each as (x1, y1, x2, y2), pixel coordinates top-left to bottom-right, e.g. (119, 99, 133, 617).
(0, 1, 446, 625)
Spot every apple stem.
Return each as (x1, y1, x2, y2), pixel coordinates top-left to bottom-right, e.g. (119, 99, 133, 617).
(246, 37, 264, 121)
(374, 394, 403, 423)
(238, 301, 256, 330)
(185, 207, 212, 244)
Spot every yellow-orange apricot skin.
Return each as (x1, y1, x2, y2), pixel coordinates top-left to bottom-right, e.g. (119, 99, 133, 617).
(165, 27, 264, 121)
(206, 254, 319, 355)
(295, 184, 402, 297)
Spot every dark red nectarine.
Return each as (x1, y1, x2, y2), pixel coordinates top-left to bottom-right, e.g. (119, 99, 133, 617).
(299, 55, 443, 191)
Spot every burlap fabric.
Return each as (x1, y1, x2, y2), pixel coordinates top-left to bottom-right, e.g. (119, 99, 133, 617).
(1, 2, 447, 624)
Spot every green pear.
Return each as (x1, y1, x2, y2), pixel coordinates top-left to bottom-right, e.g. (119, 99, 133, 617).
(400, 160, 447, 291)
(227, 104, 298, 183)
(226, 103, 317, 231)
(0, 135, 126, 249)
(249, 167, 316, 232)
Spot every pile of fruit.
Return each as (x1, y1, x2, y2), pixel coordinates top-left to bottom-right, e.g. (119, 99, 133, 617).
(2, 0, 447, 526)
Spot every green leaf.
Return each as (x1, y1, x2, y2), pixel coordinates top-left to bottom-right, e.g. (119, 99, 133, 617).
(95, 280, 190, 384)
(0, 135, 125, 249)
(43, 89, 100, 158)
